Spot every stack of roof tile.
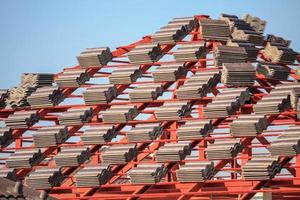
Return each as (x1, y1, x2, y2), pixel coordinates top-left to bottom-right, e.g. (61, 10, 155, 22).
(156, 142, 191, 162)
(83, 84, 118, 105)
(27, 86, 65, 108)
(257, 64, 290, 80)
(74, 165, 113, 187)
(199, 19, 230, 41)
(176, 69, 220, 100)
(230, 114, 268, 137)
(127, 123, 163, 142)
(129, 83, 163, 102)
(6, 148, 44, 168)
(32, 125, 68, 147)
(242, 157, 281, 180)
(221, 63, 256, 86)
(0, 168, 18, 181)
(109, 66, 142, 84)
(81, 125, 117, 145)
(0, 89, 9, 108)
(155, 101, 191, 120)
(58, 107, 93, 125)
(166, 17, 198, 34)
(266, 34, 291, 47)
(101, 105, 139, 123)
(54, 147, 90, 167)
(203, 88, 251, 118)
(0, 127, 12, 148)
(128, 164, 167, 184)
(263, 42, 298, 64)
(25, 167, 64, 189)
(127, 44, 163, 64)
(6, 73, 54, 108)
(5, 110, 39, 129)
(227, 39, 259, 61)
(253, 83, 298, 114)
(177, 119, 213, 140)
(290, 88, 300, 110)
(268, 125, 300, 156)
(153, 63, 187, 82)
(55, 69, 90, 87)
(173, 42, 207, 62)
(152, 17, 197, 44)
(206, 138, 243, 160)
(220, 14, 264, 45)
(243, 14, 267, 34)
(214, 45, 247, 66)
(101, 144, 137, 164)
(153, 63, 186, 82)
(77, 47, 113, 68)
(176, 161, 215, 182)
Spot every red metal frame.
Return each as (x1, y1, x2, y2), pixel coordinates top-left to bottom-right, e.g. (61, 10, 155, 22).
(1, 14, 300, 200)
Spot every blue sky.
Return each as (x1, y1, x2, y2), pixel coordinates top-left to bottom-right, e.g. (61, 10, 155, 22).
(0, 0, 300, 88)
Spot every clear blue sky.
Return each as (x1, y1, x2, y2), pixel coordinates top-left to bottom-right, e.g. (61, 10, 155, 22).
(0, 0, 299, 89)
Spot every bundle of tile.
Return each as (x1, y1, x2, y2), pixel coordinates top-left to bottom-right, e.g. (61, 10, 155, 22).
(173, 42, 207, 62)
(253, 83, 298, 114)
(32, 125, 68, 147)
(176, 161, 215, 182)
(290, 88, 300, 110)
(129, 83, 163, 102)
(101, 144, 137, 164)
(199, 19, 230, 41)
(230, 114, 268, 137)
(0, 127, 12, 148)
(155, 142, 191, 162)
(55, 69, 90, 88)
(214, 45, 247, 66)
(81, 125, 117, 144)
(177, 119, 213, 140)
(0, 89, 9, 108)
(6, 148, 44, 168)
(27, 86, 65, 108)
(54, 147, 90, 167)
(5, 110, 39, 129)
(128, 164, 167, 184)
(206, 138, 243, 160)
(6, 73, 54, 108)
(257, 64, 290, 80)
(127, 123, 163, 142)
(58, 107, 93, 125)
(101, 105, 139, 123)
(127, 44, 163, 64)
(25, 167, 64, 189)
(220, 14, 264, 45)
(83, 84, 117, 105)
(243, 14, 267, 34)
(242, 157, 281, 180)
(221, 63, 256, 86)
(268, 125, 300, 156)
(203, 88, 251, 118)
(263, 42, 298, 64)
(167, 16, 198, 34)
(153, 63, 186, 82)
(176, 70, 221, 100)
(75, 165, 113, 187)
(77, 47, 113, 68)
(0, 168, 18, 181)
(155, 101, 191, 121)
(227, 39, 259, 61)
(109, 66, 142, 84)
(152, 17, 197, 44)
(266, 34, 291, 47)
